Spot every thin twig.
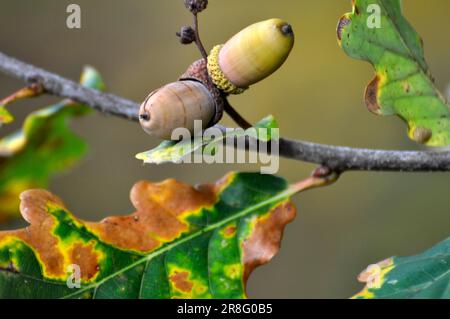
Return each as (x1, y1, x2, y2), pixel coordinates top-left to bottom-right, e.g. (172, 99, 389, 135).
(193, 13, 208, 60)
(1, 51, 450, 172)
(223, 98, 252, 129)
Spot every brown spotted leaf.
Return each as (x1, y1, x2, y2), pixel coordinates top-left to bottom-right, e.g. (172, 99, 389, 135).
(0, 172, 328, 299)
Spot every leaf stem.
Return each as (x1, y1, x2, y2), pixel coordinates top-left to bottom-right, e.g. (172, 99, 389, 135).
(290, 166, 339, 193)
(0, 83, 44, 107)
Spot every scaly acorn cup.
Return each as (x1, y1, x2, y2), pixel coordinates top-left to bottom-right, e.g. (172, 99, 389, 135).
(207, 18, 295, 94)
(139, 80, 216, 140)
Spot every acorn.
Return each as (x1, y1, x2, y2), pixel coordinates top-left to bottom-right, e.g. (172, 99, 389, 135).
(139, 80, 216, 140)
(139, 18, 294, 140)
(207, 18, 294, 94)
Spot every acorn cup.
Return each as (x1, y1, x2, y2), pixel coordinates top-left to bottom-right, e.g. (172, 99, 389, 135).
(139, 18, 294, 140)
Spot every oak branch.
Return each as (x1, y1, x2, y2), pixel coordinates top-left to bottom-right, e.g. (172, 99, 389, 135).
(1, 51, 450, 172)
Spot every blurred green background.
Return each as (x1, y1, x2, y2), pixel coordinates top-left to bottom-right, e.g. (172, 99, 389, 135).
(0, 0, 449, 298)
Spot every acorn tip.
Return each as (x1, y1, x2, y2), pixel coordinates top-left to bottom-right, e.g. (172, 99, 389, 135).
(139, 112, 150, 121)
(281, 23, 293, 36)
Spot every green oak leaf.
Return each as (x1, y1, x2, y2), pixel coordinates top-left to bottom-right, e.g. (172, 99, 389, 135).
(338, 0, 450, 146)
(136, 115, 279, 164)
(354, 237, 450, 299)
(0, 172, 325, 299)
(0, 66, 105, 222)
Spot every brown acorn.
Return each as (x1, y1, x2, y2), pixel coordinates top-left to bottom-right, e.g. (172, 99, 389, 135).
(139, 80, 216, 140)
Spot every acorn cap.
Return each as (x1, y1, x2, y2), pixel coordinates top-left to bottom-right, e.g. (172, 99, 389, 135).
(207, 18, 294, 94)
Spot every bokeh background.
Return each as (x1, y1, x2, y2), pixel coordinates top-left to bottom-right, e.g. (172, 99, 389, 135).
(0, 0, 449, 298)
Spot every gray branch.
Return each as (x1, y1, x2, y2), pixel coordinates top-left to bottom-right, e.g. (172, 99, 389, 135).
(1, 51, 450, 172)
(0, 52, 139, 121)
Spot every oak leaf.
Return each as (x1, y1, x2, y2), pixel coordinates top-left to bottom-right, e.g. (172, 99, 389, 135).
(338, 0, 450, 146)
(0, 172, 325, 299)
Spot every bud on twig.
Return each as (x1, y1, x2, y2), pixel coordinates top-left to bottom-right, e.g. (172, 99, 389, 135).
(184, 0, 208, 14)
(312, 166, 332, 178)
(176, 26, 196, 44)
